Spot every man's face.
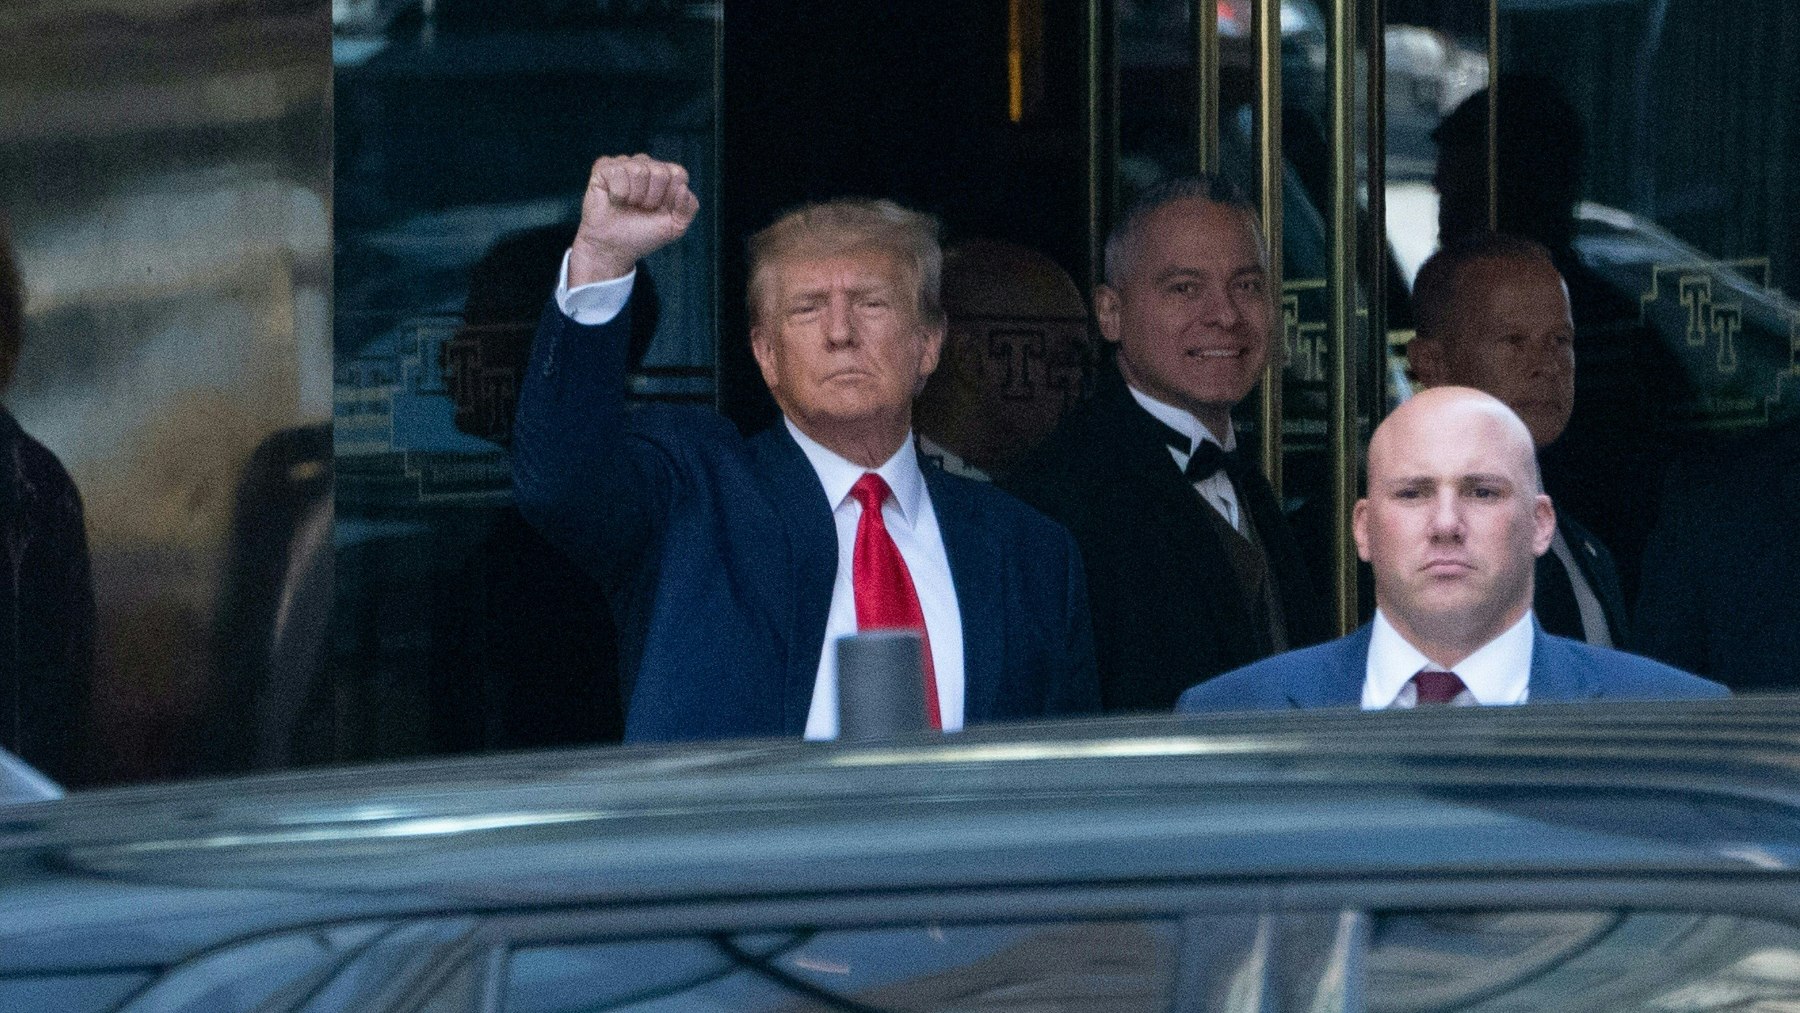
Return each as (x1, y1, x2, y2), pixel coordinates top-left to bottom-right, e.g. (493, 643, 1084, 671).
(1097, 198, 1272, 432)
(1354, 391, 1555, 650)
(1414, 257, 1575, 448)
(750, 249, 942, 445)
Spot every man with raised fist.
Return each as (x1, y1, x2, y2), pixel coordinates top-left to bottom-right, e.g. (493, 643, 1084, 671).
(512, 155, 1099, 743)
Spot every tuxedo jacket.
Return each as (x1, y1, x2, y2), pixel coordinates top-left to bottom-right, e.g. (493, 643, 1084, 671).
(1535, 513, 1630, 647)
(512, 304, 1100, 743)
(1176, 620, 1728, 712)
(1001, 366, 1330, 714)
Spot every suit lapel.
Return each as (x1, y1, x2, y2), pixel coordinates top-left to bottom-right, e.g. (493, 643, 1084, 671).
(749, 424, 839, 734)
(923, 464, 1005, 722)
(1533, 535, 1586, 641)
(1285, 625, 1371, 708)
(1558, 515, 1628, 644)
(1236, 465, 1328, 646)
(1526, 620, 1601, 702)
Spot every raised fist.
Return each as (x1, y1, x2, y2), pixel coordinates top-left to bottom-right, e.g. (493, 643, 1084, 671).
(569, 154, 700, 286)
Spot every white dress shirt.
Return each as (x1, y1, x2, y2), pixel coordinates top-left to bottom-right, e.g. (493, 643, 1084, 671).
(1361, 609, 1535, 709)
(791, 423, 965, 738)
(555, 251, 635, 324)
(1126, 384, 1243, 532)
(552, 254, 965, 740)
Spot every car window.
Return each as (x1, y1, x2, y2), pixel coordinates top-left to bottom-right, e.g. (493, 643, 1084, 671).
(115, 921, 391, 1012)
(295, 918, 478, 1013)
(1367, 909, 1800, 1012)
(504, 919, 1181, 1013)
(0, 973, 151, 1013)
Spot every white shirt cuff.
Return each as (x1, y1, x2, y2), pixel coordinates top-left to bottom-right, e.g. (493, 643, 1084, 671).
(553, 249, 636, 326)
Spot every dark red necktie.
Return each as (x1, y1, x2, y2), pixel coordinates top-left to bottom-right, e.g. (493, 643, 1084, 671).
(1411, 669, 1467, 706)
(849, 473, 941, 729)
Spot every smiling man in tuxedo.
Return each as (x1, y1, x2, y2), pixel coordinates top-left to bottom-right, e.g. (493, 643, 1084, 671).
(1003, 177, 1328, 714)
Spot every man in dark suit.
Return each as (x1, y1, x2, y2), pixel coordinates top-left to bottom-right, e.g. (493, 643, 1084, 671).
(1407, 232, 1629, 647)
(1635, 418, 1800, 692)
(1002, 177, 1329, 714)
(512, 154, 1099, 743)
(1179, 388, 1725, 712)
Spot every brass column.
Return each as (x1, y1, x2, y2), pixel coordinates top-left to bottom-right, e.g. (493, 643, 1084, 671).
(1256, 0, 1284, 490)
(1327, 0, 1360, 632)
(1084, 0, 1116, 292)
(1194, 0, 1221, 173)
(1365, 0, 1388, 437)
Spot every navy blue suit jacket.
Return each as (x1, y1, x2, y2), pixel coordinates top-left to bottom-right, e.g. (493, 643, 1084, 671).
(512, 304, 1100, 743)
(1176, 620, 1727, 712)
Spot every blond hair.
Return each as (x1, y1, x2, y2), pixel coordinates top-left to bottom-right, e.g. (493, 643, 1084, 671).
(746, 199, 944, 330)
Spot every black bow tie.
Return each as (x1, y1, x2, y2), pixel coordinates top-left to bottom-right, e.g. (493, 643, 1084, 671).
(1152, 419, 1247, 483)
(1181, 440, 1242, 482)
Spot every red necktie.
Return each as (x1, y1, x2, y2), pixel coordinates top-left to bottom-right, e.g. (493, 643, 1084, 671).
(1411, 669, 1467, 706)
(849, 473, 941, 729)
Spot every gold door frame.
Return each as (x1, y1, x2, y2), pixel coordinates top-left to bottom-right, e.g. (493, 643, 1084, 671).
(1255, 0, 1286, 504)
(1325, 0, 1364, 631)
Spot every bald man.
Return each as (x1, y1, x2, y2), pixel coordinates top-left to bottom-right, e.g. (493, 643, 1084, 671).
(1178, 388, 1725, 711)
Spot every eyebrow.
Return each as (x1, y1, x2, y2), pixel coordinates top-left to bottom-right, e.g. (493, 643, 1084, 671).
(786, 279, 895, 303)
(1379, 472, 1517, 488)
(1152, 264, 1265, 284)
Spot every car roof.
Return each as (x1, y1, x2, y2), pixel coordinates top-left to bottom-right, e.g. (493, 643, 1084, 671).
(4, 699, 1799, 971)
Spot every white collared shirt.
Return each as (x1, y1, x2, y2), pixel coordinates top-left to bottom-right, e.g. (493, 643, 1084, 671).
(555, 251, 635, 324)
(1126, 384, 1243, 532)
(1361, 609, 1535, 709)
(791, 422, 965, 738)
(553, 254, 966, 738)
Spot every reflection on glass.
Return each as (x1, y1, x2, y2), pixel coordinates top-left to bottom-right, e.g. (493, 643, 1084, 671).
(1368, 910, 1800, 1013)
(506, 919, 1179, 1012)
(0, 1, 331, 785)
(330, 2, 719, 764)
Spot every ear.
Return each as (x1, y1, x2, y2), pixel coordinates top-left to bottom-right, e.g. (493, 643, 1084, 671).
(750, 324, 780, 392)
(1352, 498, 1373, 562)
(918, 322, 945, 380)
(909, 322, 946, 399)
(1408, 335, 1448, 387)
(1093, 284, 1123, 346)
(1531, 493, 1556, 557)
